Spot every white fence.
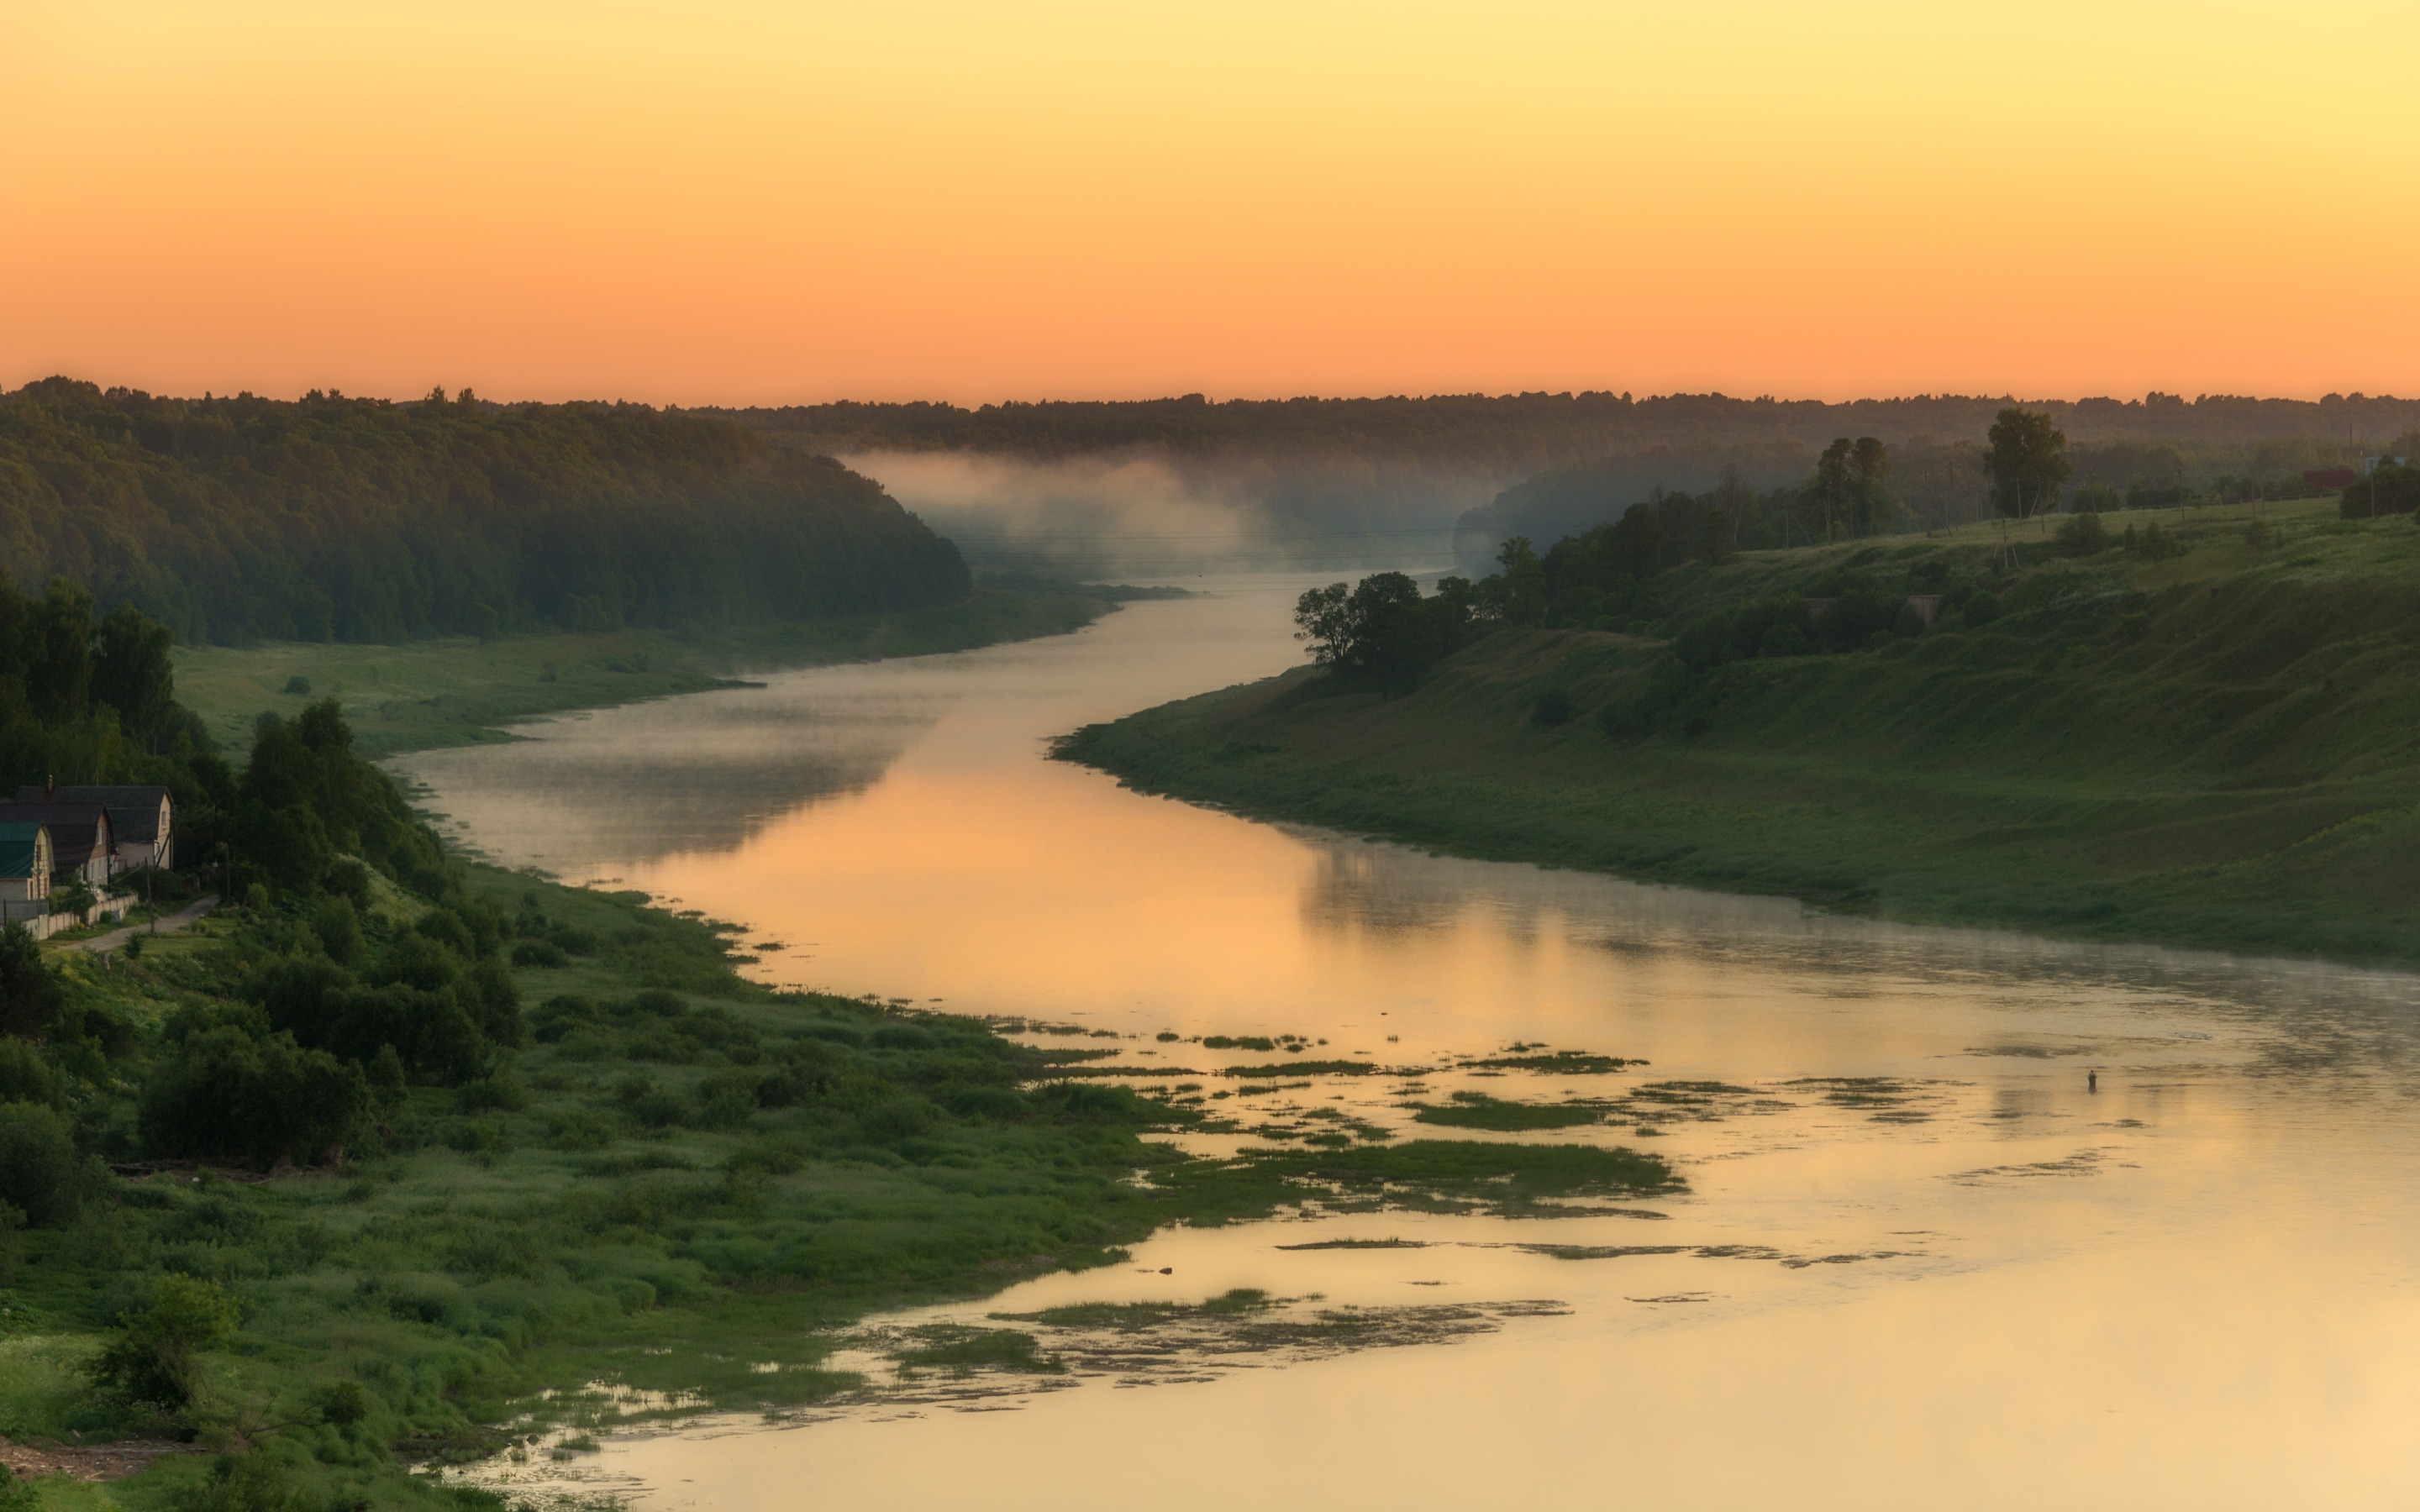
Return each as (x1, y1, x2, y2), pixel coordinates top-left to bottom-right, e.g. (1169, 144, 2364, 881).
(0, 896, 134, 941)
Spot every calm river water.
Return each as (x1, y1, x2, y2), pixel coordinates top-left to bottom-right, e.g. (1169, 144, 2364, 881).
(395, 578, 2420, 1511)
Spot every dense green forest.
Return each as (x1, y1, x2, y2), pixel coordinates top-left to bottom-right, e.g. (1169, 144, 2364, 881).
(0, 380, 972, 648)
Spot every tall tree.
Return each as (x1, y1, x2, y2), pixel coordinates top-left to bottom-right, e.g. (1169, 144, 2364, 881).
(26, 579, 94, 727)
(1849, 437, 1891, 534)
(1810, 438, 1855, 540)
(1986, 407, 2072, 521)
(92, 603, 177, 751)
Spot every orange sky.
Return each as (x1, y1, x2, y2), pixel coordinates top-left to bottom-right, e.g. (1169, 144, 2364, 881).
(7, 1, 2416, 406)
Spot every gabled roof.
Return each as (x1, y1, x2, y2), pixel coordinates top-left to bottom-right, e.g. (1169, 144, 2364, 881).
(0, 821, 48, 879)
(0, 803, 111, 866)
(13, 785, 171, 843)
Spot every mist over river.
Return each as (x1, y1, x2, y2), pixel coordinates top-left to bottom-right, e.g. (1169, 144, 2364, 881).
(393, 576, 2420, 1512)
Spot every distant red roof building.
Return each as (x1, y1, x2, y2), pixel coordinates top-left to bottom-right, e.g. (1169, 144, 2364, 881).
(2305, 469, 2358, 491)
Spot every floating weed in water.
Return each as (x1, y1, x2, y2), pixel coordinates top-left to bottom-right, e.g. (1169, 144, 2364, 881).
(1274, 1237, 1428, 1250)
(1947, 1149, 2108, 1185)
(1491, 1242, 1918, 1268)
(1151, 1138, 1682, 1224)
(1783, 1076, 1954, 1125)
(1628, 1293, 1713, 1304)
(1408, 1094, 1610, 1131)
(1223, 1060, 1380, 1079)
(1460, 1049, 1637, 1074)
(890, 1326, 1066, 1376)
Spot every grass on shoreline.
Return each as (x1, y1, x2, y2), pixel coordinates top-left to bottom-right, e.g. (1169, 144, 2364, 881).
(7, 860, 1676, 1510)
(173, 587, 1118, 761)
(1057, 496, 2420, 968)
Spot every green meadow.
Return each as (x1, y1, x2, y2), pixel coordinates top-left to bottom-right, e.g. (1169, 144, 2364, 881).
(171, 588, 1116, 761)
(1060, 496, 2420, 966)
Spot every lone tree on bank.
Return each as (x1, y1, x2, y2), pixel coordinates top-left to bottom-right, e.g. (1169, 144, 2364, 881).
(1986, 407, 2073, 522)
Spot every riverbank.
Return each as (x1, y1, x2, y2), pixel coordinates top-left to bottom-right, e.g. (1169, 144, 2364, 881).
(7, 730, 1674, 1509)
(1058, 498, 2420, 968)
(172, 587, 1124, 760)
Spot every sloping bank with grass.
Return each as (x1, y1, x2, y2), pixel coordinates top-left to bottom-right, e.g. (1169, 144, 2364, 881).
(168, 584, 1140, 762)
(1058, 496, 2420, 967)
(1, 711, 1672, 1509)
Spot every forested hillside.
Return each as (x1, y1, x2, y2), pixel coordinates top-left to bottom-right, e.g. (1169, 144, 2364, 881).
(0, 380, 971, 648)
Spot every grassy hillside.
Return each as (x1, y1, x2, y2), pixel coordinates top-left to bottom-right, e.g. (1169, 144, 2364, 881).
(1060, 496, 2420, 966)
(173, 588, 1114, 761)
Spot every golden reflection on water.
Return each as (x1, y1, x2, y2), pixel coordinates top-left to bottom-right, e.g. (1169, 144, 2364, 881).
(401, 583, 2420, 1510)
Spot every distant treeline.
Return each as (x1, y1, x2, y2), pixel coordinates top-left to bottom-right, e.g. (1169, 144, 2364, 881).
(702, 390, 2420, 462)
(0, 379, 971, 647)
(700, 391, 2420, 571)
(1460, 429, 2403, 570)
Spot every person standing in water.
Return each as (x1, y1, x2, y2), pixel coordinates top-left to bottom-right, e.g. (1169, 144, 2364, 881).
(2088, 1069, 2098, 1093)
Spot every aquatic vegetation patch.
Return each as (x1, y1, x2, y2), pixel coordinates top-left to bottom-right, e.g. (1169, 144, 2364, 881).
(1459, 1050, 1636, 1075)
(1274, 1237, 1429, 1250)
(1946, 1149, 2108, 1184)
(1784, 1076, 1949, 1124)
(797, 1293, 1579, 1411)
(1497, 1242, 1918, 1268)
(1154, 1138, 1682, 1223)
(1221, 1059, 1378, 1078)
(889, 1326, 1066, 1375)
(1408, 1094, 1610, 1131)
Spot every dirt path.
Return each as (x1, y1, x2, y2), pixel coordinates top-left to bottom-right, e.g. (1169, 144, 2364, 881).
(0, 1433, 199, 1483)
(61, 895, 219, 953)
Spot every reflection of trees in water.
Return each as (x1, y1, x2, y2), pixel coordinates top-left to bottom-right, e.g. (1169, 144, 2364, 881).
(393, 690, 940, 870)
(1296, 832, 2420, 1078)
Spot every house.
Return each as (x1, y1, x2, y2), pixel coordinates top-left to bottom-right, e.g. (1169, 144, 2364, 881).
(0, 821, 51, 921)
(0, 802, 115, 889)
(15, 785, 174, 870)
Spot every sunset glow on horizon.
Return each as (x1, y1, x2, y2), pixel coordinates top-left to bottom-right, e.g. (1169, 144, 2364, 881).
(9, 0, 2417, 406)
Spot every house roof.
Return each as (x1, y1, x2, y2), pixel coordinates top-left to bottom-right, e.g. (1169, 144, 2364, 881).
(0, 822, 48, 879)
(12, 785, 171, 844)
(0, 803, 112, 866)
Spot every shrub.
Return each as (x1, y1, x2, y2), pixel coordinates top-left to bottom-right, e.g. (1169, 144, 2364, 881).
(2337, 463, 2420, 518)
(166, 1452, 312, 1512)
(48, 877, 96, 917)
(2125, 521, 2187, 560)
(2070, 484, 2124, 512)
(282, 675, 313, 696)
(457, 1074, 529, 1114)
(1528, 690, 1576, 727)
(2054, 511, 2107, 555)
(310, 895, 362, 963)
(89, 1274, 240, 1410)
(322, 857, 372, 910)
(0, 1039, 66, 1109)
(1963, 591, 2003, 627)
(140, 1024, 372, 1167)
(511, 939, 570, 969)
(0, 1100, 84, 1225)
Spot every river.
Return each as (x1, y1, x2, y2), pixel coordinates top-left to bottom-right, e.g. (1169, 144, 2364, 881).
(393, 577, 2420, 1511)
